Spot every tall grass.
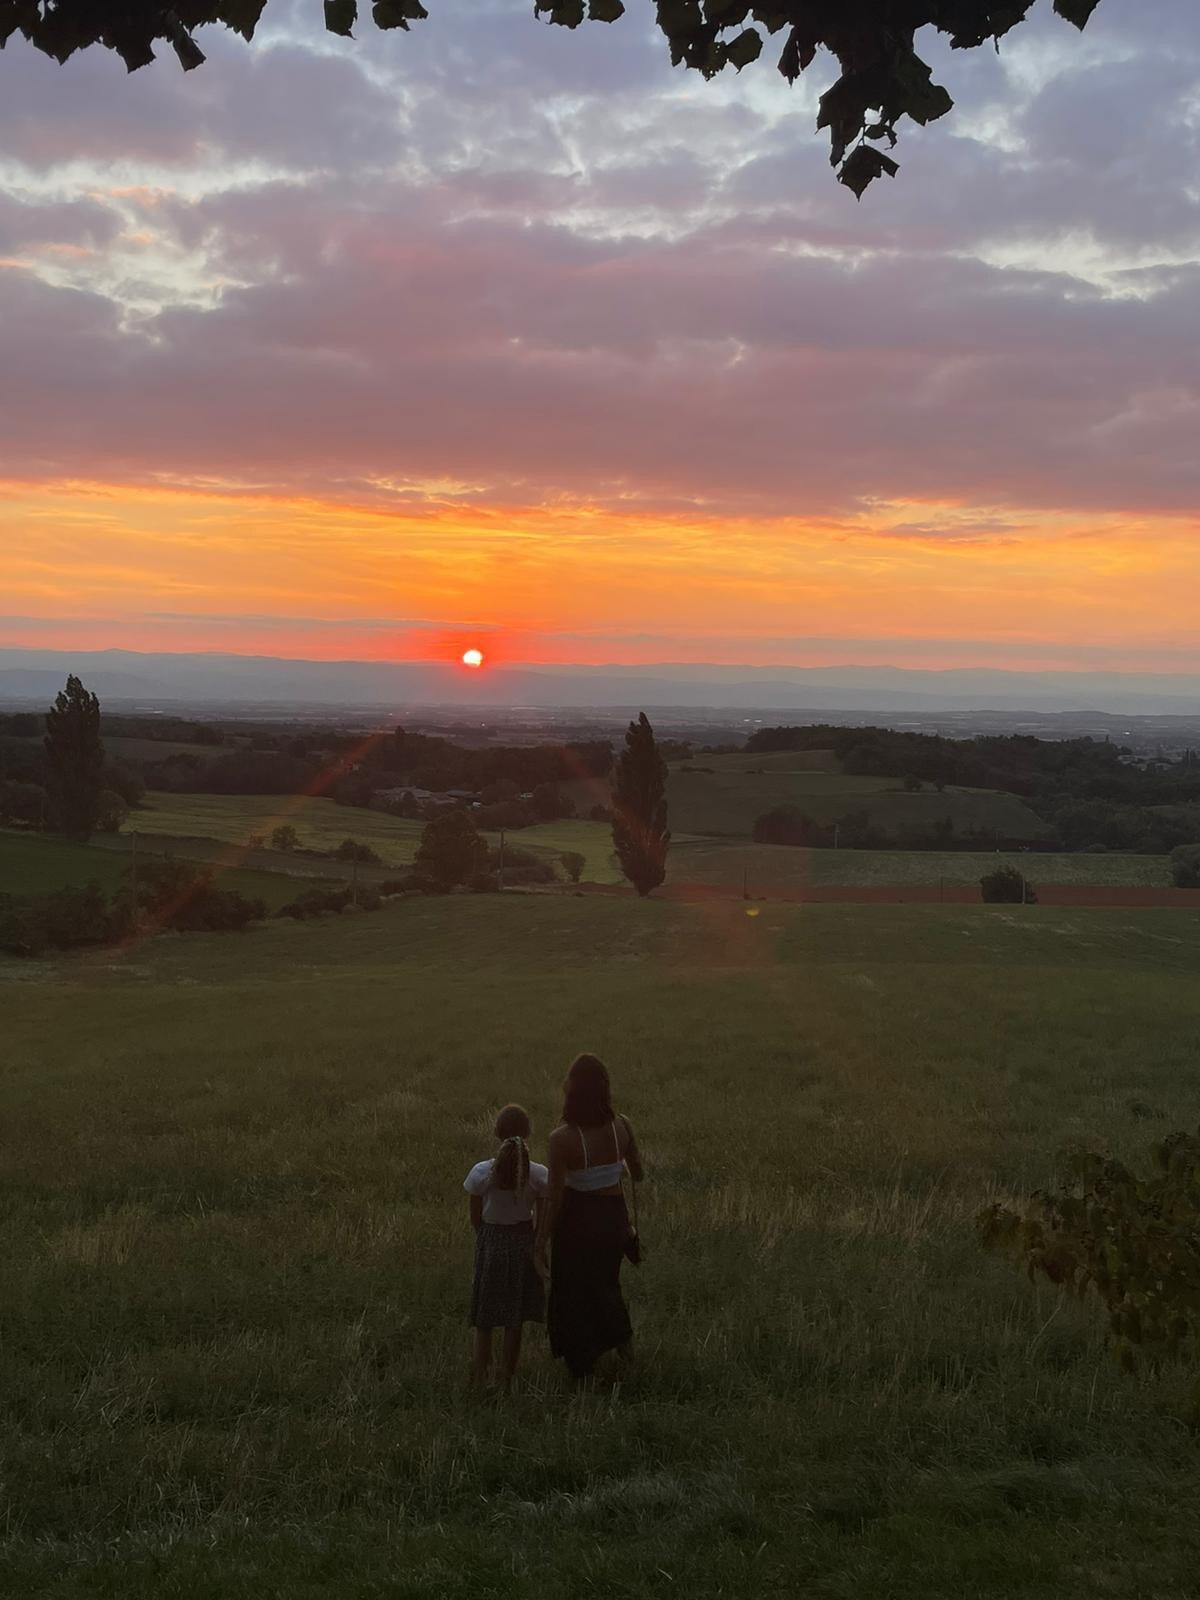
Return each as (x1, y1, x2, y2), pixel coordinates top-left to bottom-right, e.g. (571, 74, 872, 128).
(2, 898, 1199, 1596)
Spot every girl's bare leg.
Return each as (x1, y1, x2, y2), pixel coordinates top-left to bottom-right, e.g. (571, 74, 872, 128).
(500, 1326, 523, 1391)
(471, 1328, 493, 1386)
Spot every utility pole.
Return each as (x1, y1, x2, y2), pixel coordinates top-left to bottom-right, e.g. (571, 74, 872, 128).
(834, 822, 840, 850)
(743, 864, 748, 901)
(351, 854, 359, 908)
(130, 828, 139, 919)
(498, 829, 505, 892)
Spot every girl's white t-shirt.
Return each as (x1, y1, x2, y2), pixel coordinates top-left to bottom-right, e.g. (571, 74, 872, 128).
(464, 1158, 549, 1225)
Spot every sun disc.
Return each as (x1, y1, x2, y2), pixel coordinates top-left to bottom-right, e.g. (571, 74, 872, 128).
(462, 648, 484, 668)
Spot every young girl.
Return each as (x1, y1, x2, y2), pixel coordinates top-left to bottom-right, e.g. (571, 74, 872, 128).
(463, 1104, 549, 1390)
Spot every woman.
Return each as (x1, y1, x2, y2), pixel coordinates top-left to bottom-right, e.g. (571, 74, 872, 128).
(535, 1053, 644, 1382)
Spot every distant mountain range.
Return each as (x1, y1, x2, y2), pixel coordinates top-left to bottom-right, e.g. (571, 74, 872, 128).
(1, 648, 1198, 715)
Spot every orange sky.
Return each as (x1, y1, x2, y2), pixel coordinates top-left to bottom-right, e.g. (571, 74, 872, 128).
(2, 477, 1197, 672)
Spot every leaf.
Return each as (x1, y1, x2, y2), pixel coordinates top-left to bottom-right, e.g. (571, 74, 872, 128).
(838, 143, 898, 199)
(324, 0, 357, 37)
(589, 0, 625, 19)
(723, 27, 760, 70)
(1053, 0, 1102, 27)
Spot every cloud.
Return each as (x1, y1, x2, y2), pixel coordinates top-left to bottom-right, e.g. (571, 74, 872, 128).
(0, 0, 1196, 668)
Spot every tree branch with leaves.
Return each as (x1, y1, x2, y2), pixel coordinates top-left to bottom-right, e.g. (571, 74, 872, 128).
(1, 1, 1105, 193)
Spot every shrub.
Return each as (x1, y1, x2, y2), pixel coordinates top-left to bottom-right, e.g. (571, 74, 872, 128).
(277, 888, 353, 920)
(334, 838, 381, 863)
(489, 843, 556, 885)
(270, 824, 301, 852)
(980, 866, 1036, 904)
(589, 803, 613, 824)
(379, 873, 433, 896)
(129, 856, 263, 932)
(560, 849, 586, 883)
(0, 882, 126, 957)
(416, 811, 487, 891)
(753, 807, 827, 847)
(1170, 844, 1200, 889)
(96, 788, 129, 833)
(978, 1133, 1200, 1391)
(470, 872, 499, 894)
(0, 779, 47, 828)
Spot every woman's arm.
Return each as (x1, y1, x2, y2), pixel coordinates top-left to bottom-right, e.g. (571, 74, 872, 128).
(469, 1195, 484, 1231)
(535, 1129, 568, 1271)
(621, 1114, 644, 1182)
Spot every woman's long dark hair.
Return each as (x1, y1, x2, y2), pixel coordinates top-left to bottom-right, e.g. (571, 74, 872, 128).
(491, 1103, 531, 1195)
(561, 1053, 615, 1129)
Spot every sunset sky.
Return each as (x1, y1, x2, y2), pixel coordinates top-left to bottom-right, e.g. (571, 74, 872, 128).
(1, 0, 1197, 674)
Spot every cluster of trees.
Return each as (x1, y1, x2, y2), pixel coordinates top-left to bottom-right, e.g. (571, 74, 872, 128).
(0, 857, 264, 958)
(747, 725, 1200, 855)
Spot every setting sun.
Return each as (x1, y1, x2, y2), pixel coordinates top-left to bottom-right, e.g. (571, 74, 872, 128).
(462, 648, 485, 668)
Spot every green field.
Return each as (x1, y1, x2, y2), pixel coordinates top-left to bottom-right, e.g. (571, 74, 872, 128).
(3, 898, 1200, 1596)
(669, 841, 1172, 892)
(126, 796, 631, 883)
(123, 792, 429, 865)
(0, 828, 321, 912)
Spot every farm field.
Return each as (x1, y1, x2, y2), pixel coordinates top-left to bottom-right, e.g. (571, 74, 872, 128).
(125, 792, 428, 864)
(0, 828, 321, 911)
(669, 841, 1173, 893)
(124, 795, 626, 882)
(3, 898, 1200, 1596)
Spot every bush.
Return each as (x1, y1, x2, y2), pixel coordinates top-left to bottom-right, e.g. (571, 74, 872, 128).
(270, 824, 301, 852)
(560, 849, 586, 883)
(0, 779, 47, 828)
(470, 872, 499, 894)
(978, 1132, 1200, 1391)
(589, 803, 613, 824)
(334, 838, 381, 863)
(96, 788, 129, 833)
(489, 843, 556, 885)
(0, 882, 127, 957)
(416, 811, 487, 891)
(752, 807, 828, 847)
(980, 866, 1036, 904)
(277, 888, 353, 920)
(1170, 844, 1200, 888)
(133, 857, 264, 932)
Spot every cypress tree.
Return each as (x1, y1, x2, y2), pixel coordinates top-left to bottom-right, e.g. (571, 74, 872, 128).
(44, 675, 105, 841)
(612, 712, 669, 897)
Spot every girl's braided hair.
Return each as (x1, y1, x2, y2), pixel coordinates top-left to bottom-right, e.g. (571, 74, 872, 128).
(489, 1103, 532, 1200)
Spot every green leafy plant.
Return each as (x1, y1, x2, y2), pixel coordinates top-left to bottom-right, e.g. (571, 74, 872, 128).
(0, 1, 1104, 193)
(978, 1134, 1200, 1392)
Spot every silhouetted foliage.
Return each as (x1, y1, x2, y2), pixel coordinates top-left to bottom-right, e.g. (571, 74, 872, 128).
(416, 810, 487, 891)
(270, 824, 301, 852)
(612, 712, 669, 897)
(131, 856, 264, 931)
(0, 1, 1103, 192)
(43, 675, 105, 841)
(560, 849, 586, 883)
(978, 1133, 1200, 1411)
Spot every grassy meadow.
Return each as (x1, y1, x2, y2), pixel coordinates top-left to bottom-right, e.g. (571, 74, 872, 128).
(0, 828, 323, 912)
(3, 896, 1200, 1595)
(122, 792, 429, 865)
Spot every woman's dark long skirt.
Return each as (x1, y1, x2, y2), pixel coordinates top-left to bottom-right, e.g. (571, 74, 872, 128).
(548, 1190, 633, 1379)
